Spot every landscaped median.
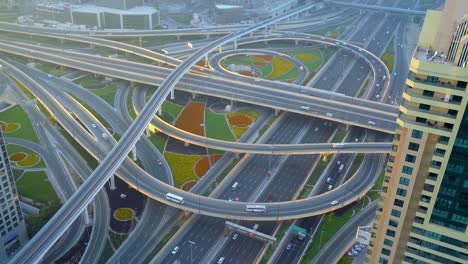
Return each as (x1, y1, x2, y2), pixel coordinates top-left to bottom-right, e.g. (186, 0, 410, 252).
(227, 109, 260, 139)
(0, 105, 39, 143)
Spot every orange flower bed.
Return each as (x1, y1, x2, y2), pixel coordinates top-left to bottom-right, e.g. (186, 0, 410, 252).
(195, 60, 206, 67)
(194, 155, 223, 177)
(181, 180, 197, 191)
(227, 114, 252, 126)
(255, 55, 273, 61)
(10, 152, 27, 162)
(175, 102, 205, 136)
(239, 71, 255, 77)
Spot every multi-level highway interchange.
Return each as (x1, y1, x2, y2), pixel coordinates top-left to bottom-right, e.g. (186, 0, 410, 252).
(0, 0, 434, 262)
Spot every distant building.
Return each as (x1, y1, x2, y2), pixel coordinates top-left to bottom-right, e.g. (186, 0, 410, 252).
(215, 0, 298, 18)
(367, 1, 468, 264)
(0, 129, 28, 262)
(33, 1, 159, 29)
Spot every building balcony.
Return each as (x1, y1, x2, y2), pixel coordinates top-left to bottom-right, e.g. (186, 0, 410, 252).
(402, 89, 462, 109)
(397, 116, 452, 137)
(400, 102, 457, 121)
(407, 74, 466, 93)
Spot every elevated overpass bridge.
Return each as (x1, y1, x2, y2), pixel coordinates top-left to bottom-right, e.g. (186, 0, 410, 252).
(325, 0, 427, 16)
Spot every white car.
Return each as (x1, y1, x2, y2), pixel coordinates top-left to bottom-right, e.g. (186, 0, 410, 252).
(171, 246, 179, 255)
(91, 123, 97, 128)
(368, 120, 376, 125)
(331, 200, 339, 205)
(218, 257, 225, 264)
(326, 113, 333, 117)
(328, 185, 333, 191)
(300, 106, 310, 110)
(286, 244, 292, 250)
(326, 177, 332, 183)
(232, 233, 239, 240)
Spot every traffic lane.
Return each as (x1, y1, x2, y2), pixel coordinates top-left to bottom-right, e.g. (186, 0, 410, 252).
(215, 123, 337, 262)
(163, 115, 311, 263)
(262, 128, 364, 263)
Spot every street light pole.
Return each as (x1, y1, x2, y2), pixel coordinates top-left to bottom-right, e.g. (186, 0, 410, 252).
(188, 240, 196, 264)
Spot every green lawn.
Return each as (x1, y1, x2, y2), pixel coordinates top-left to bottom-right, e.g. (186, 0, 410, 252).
(7, 144, 46, 168)
(148, 133, 167, 153)
(164, 152, 202, 188)
(298, 156, 331, 199)
(381, 38, 395, 71)
(346, 153, 365, 181)
(300, 207, 358, 263)
(16, 171, 60, 204)
(288, 49, 324, 73)
(98, 240, 114, 264)
(141, 36, 178, 47)
(331, 131, 345, 143)
(60, 129, 99, 169)
(0, 105, 39, 143)
(36, 62, 73, 76)
(161, 101, 184, 119)
(80, 78, 103, 88)
(205, 110, 235, 141)
(90, 84, 118, 105)
(109, 232, 128, 250)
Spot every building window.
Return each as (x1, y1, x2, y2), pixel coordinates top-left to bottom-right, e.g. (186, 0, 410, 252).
(394, 199, 404, 208)
(379, 257, 388, 264)
(384, 239, 394, 247)
(419, 104, 430, 110)
(386, 229, 396, 237)
(382, 248, 391, 256)
(422, 90, 434, 97)
(391, 209, 401, 217)
(408, 142, 420, 151)
(411, 130, 423, 139)
(448, 109, 458, 117)
(399, 177, 410, 186)
(389, 220, 399, 227)
(416, 117, 427, 124)
(405, 154, 416, 163)
(402, 166, 413, 175)
(396, 188, 407, 197)
(426, 76, 439, 83)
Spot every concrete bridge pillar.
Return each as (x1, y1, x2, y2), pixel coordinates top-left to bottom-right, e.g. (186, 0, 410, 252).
(275, 109, 279, 116)
(206, 34, 210, 39)
(130, 81, 135, 88)
(138, 37, 143, 47)
(295, 39, 299, 45)
(60, 39, 65, 44)
(204, 55, 208, 67)
(158, 107, 162, 116)
(233, 39, 237, 49)
(192, 92, 197, 99)
(132, 146, 137, 161)
(218, 46, 223, 53)
(249, 32, 253, 37)
(170, 89, 175, 100)
(83, 210, 90, 225)
(109, 175, 116, 190)
(177, 35, 180, 40)
(146, 127, 151, 137)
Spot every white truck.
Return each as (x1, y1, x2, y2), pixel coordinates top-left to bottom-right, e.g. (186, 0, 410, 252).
(101, 133, 109, 141)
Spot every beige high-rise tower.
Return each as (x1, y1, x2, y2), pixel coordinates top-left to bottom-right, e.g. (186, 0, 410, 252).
(367, 1, 468, 263)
